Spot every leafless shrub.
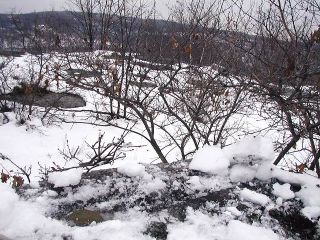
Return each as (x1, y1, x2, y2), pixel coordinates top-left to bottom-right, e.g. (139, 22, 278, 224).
(0, 153, 31, 184)
(55, 128, 131, 173)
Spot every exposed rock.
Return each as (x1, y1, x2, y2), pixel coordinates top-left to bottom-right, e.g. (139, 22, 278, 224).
(0, 91, 86, 108)
(19, 161, 320, 239)
(66, 209, 104, 226)
(269, 208, 317, 240)
(145, 222, 168, 240)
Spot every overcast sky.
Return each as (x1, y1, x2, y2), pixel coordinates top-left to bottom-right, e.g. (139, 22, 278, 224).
(0, 0, 171, 18)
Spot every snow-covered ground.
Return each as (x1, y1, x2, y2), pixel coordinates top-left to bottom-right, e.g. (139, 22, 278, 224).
(0, 53, 289, 181)
(1, 137, 320, 239)
(1, 52, 320, 239)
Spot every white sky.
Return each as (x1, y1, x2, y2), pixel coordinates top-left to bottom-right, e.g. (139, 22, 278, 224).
(0, 0, 171, 18)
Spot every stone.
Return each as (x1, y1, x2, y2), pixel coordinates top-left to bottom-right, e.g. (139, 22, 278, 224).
(67, 209, 104, 226)
(145, 222, 168, 240)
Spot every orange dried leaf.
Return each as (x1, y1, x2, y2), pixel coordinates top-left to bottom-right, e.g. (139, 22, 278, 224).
(296, 163, 306, 173)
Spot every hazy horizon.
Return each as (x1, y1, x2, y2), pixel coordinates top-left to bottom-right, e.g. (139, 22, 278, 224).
(0, 0, 170, 18)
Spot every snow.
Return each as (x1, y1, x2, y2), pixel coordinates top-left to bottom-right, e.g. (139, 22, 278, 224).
(225, 207, 242, 217)
(187, 176, 204, 189)
(167, 208, 227, 240)
(301, 206, 320, 220)
(256, 162, 320, 186)
(272, 183, 295, 200)
(223, 136, 275, 164)
(255, 162, 274, 181)
(0, 183, 19, 230)
(1, 52, 320, 240)
(167, 209, 281, 240)
(48, 168, 83, 187)
(276, 197, 283, 206)
(0, 112, 160, 184)
(66, 182, 112, 202)
(0, 183, 154, 240)
(138, 177, 167, 194)
(186, 175, 230, 191)
(229, 165, 256, 182)
(240, 188, 271, 206)
(117, 161, 147, 178)
(0, 183, 68, 238)
(117, 161, 167, 194)
(295, 185, 320, 207)
(189, 145, 230, 175)
(227, 220, 280, 240)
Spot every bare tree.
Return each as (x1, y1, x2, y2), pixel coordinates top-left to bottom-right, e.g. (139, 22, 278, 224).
(57, 0, 248, 164)
(226, 0, 320, 176)
(56, 129, 130, 172)
(69, 0, 99, 50)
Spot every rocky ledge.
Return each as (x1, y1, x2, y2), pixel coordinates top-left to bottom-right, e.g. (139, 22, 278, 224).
(16, 161, 320, 240)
